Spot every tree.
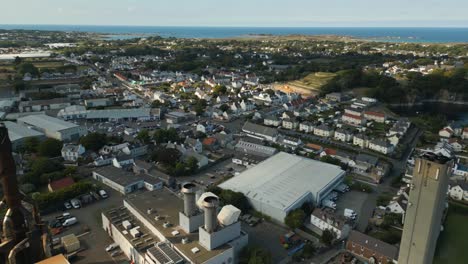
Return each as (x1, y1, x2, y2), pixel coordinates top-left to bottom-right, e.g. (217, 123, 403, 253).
(151, 148, 181, 166)
(136, 129, 151, 144)
(219, 104, 230, 112)
(284, 209, 306, 229)
(213, 85, 227, 95)
(38, 138, 63, 157)
(218, 189, 251, 212)
(186, 156, 199, 172)
(14, 56, 22, 65)
(301, 243, 316, 259)
(321, 229, 335, 246)
(153, 128, 179, 144)
(320, 156, 342, 166)
(80, 132, 107, 151)
(23, 137, 40, 153)
(240, 246, 272, 264)
(194, 99, 207, 116)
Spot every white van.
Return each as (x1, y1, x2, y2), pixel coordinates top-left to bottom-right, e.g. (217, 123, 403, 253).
(62, 217, 78, 227)
(99, 190, 108, 199)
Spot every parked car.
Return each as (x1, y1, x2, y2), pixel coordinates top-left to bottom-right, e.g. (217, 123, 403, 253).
(70, 199, 81, 209)
(98, 190, 108, 199)
(106, 243, 119, 252)
(62, 217, 78, 227)
(64, 201, 72, 210)
(49, 219, 62, 228)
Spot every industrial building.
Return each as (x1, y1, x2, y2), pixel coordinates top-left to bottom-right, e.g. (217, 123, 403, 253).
(398, 152, 453, 264)
(220, 152, 345, 222)
(3, 121, 45, 150)
(57, 105, 154, 121)
(93, 166, 144, 194)
(102, 184, 248, 264)
(17, 114, 87, 142)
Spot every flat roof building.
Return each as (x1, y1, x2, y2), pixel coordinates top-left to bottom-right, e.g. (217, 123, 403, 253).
(3, 121, 45, 150)
(17, 114, 87, 142)
(102, 188, 248, 264)
(220, 152, 345, 222)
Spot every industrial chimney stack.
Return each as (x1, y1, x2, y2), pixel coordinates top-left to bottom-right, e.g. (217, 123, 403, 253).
(202, 195, 219, 233)
(181, 182, 197, 216)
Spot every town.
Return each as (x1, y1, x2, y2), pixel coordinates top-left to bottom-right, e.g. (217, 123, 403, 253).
(0, 28, 467, 264)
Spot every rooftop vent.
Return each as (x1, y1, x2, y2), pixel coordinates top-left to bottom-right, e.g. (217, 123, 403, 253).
(171, 230, 180, 236)
(191, 247, 200, 254)
(147, 208, 154, 215)
(163, 222, 172, 228)
(182, 237, 190, 244)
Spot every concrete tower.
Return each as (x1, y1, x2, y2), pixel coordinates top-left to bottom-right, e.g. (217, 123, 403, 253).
(179, 183, 204, 233)
(398, 152, 453, 264)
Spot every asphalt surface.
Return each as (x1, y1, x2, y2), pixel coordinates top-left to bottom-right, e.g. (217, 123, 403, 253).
(44, 184, 126, 264)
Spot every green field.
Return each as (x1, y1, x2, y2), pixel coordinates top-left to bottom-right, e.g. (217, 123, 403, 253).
(287, 72, 336, 91)
(433, 202, 468, 264)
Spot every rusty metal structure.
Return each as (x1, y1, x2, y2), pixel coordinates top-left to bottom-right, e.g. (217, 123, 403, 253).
(0, 124, 51, 264)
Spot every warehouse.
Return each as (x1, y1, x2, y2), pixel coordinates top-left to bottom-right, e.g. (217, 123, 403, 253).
(3, 121, 45, 150)
(17, 114, 87, 142)
(92, 166, 144, 194)
(220, 152, 345, 223)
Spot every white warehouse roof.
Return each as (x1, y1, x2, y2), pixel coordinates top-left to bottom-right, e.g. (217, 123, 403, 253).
(3, 121, 44, 142)
(220, 152, 345, 213)
(18, 114, 78, 132)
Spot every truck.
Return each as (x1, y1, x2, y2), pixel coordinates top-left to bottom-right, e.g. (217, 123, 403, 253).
(335, 183, 350, 193)
(322, 199, 336, 210)
(344, 209, 357, 219)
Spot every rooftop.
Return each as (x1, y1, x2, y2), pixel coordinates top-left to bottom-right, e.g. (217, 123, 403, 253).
(220, 152, 345, 211)
(18, 114, 79, 132)
(348, 230, 399, 260)
(124, 190, 231, 263)
(3, 121, 44, 142)
(93, 166, 143, 187)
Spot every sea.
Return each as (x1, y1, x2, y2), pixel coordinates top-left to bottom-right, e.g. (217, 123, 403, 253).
(1, 25, 468, 43)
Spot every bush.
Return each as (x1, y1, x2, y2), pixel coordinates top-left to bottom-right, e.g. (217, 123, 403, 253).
(285, 209, 306, 229)
(38, 138, 63, 157)
(239, 246, 272, 264)
(34, 181, 94, 210)
(321, 229, 335, 246)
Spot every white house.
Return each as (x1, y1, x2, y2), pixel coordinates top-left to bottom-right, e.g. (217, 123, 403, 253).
(462, 127, 468, 140)
(342, 113, 365, 126)
(334, 129, 353, 142)
(240, 100, 255, 112)
(61, 144, 85, 162)
(353, 134, 369, 148)
(310, 208, 351, 240)
(112, 155, 135, 168)
(448, 138, 464, 152)
(439, 127, 454, 138)
(282, 118, 299, 130)
(314, 125, 334, 138)
(264, 116, 281, 127)
(449, 181, 468, 201)
(364, 111, 386, 123)
(368, 139, 394, 155)
(299, 122, 315, 133)
(453, 163, 468, 178)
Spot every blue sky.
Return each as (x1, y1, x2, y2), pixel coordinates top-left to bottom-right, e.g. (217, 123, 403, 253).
(2, 0, 468, 27)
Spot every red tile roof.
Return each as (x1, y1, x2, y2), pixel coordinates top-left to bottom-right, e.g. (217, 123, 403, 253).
(306, 143, 323, 151)
(49, 177, 75, 191)
(324, 148, 337, 156)
(364, 111, 385, 118)
(202, 137, 218, 145)
(343, 113, 363, 120)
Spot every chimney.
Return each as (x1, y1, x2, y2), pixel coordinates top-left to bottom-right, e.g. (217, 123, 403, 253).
(181, 182, 197, 216)
(202, 195, 219, 233)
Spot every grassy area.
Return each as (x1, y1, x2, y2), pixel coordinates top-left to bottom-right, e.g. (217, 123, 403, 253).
(287, 72, 337, 91)
(434, 202, 468, 264)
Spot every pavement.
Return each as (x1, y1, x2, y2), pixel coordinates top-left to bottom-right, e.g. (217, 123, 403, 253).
(334, 191, 372, 232)
(44, 184, 127, 264)
(242, 221, 290, 264)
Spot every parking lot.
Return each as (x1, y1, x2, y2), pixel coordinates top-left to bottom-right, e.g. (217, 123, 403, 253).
(242, 221, 290, 263)
(43, 184, 127, 264)
(178, 158, 247, 187)
(335, 190, 374, 232)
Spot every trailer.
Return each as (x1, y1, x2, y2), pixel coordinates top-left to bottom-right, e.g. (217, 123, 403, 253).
(335, 183, 350, 193)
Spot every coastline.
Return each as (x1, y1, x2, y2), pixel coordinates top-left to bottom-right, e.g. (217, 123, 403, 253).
(387, 100, 468, 107)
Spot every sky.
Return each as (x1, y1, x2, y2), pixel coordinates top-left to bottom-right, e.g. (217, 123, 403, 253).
(1, 0, 468, 27)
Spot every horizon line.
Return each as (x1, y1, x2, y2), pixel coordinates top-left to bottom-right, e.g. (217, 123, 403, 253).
(1, 23, 468, 29)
